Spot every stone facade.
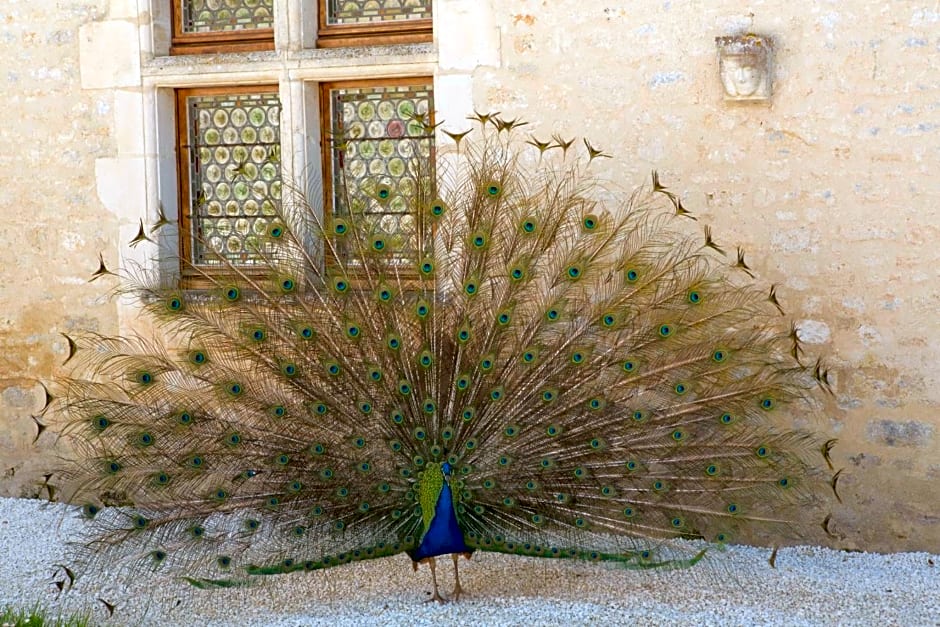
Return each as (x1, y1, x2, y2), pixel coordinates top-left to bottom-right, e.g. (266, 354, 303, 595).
(1, 1, 938, 553)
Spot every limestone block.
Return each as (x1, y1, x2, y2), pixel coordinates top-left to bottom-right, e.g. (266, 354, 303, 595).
(107, 0, 140, 20)
(433, 74, 474, 134)
(436, 0, 500, 71)
(113, 89, 145, 155)
(95, 157, 146, 219)
(79, 20, 141, 89)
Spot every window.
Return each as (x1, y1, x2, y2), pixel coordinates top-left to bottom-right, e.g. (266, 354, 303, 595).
(170, 0, 434, 52)
(171, 0, 275, 55)
(162, 3, 436, 286)
(320, 79, 435, 270)
(317, 0, 432, 48)
(175, 86, 282, 282)
(174, 82, 437, 286)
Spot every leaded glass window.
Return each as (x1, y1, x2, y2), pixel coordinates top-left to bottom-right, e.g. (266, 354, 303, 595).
(181, 0, 274, 33)
(180, 88, 282, 269)
(172, 0, 274, 54)
(317, 0, 432, 48)
(326, 81, 434, 268)
(326, 0, 432, 26)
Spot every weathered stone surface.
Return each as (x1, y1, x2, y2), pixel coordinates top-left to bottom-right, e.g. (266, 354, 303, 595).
(867, 419, 935, 447)
(79, 20, 141, 89)
(1, 0, 938, 554)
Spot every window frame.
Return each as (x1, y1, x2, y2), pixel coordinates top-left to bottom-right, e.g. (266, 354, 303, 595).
(317, 1, 432, 48)
(170, 1, 275, 55)
(175, 83, 282, 288)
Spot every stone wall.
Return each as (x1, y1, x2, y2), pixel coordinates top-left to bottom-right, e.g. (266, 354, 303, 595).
(470, 1, 940, 553)
(0, 0, 118, 497)
(0, 0, 937, 553)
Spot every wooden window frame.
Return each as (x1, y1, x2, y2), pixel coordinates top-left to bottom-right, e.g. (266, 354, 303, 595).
(317, 1, 432, 48)
(171, 1, 275, 55)
(318, 77, 436, 278)
(175, 84, 281, 289)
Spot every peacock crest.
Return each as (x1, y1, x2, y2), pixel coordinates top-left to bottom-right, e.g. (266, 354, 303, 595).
(51, 115, 838, 601)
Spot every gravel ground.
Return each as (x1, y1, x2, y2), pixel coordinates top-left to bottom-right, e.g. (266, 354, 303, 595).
(1, 496, 937, 626)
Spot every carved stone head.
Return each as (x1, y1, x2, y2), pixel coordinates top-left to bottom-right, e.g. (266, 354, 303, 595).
(716, 34, 773, 102)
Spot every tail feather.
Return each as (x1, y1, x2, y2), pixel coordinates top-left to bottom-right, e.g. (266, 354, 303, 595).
(53, 124, 834, 584)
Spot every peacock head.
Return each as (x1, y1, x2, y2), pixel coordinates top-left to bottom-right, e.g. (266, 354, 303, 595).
(441, 462, 453, 479)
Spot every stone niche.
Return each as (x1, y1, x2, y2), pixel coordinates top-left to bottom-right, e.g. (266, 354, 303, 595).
(715, 34, 773, 102)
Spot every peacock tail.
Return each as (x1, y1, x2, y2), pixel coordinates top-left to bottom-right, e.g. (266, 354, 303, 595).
(53, 118, 836, 591)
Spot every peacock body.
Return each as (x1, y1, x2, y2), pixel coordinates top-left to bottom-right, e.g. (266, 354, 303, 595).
(54, 118, 835, 600)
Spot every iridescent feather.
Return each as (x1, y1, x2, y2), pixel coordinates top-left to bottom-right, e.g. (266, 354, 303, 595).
(51, 121, 837, 602)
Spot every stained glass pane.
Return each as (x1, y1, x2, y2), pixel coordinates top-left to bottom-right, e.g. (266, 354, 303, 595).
(330, 83, 434, 267)
(181, 0, 274, 34)
(186, 91, 282, 267)
(327, 0, 432, 26)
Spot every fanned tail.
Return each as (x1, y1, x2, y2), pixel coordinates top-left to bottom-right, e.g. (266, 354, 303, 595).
(53, 120, 835, 585)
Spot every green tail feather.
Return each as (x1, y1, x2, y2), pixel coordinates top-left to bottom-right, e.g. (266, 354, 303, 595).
(53, 119, 835, 590)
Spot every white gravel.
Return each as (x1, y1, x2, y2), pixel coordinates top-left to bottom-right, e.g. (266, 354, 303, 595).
(1, 496, 937, 626)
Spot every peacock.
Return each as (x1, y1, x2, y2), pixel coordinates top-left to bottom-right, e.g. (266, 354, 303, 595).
(51, 115, 838, 602)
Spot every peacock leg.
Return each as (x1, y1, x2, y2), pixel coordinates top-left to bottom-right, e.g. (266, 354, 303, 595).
(451, 552, 469, 600)
(424, 557, 445, 603)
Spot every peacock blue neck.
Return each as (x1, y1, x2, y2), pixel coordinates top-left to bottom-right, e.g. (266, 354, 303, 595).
(410, 463, 470, 561)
